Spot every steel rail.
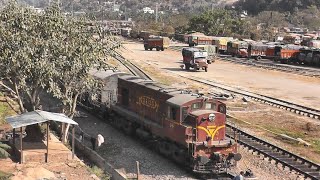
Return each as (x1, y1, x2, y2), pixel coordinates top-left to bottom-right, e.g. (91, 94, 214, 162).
(171, 74, 320, 120)
(219, 57, 320, 78)
(226, 123, 320, 180)
(114, 51, 152, 80)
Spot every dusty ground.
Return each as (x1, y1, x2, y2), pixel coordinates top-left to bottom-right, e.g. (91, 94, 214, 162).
(0, 158, 96, 180)
(120, 39, 320, 178)
(121, 41, 320, 110)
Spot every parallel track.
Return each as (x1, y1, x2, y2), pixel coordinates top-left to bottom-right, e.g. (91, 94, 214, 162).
(219, 57, 320, 78)
(168, 46, 320, 78)
(226, 123, 320, 180)
(173, 75, 320, 120)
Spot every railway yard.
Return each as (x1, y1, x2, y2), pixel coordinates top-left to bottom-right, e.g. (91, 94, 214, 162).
(102, 38, 320, 179)
(2, 2, 320, 180)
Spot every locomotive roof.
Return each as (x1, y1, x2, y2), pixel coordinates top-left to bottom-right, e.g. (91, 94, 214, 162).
(90, 70, 205, 106)
(166, 94, 198, 106)
(89, 69, 126, 80)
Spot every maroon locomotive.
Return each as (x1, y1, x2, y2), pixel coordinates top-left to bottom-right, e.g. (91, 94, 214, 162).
(85, 70, 241, 174)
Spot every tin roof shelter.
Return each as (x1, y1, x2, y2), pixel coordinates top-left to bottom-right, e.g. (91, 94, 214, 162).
(5, 110, 78, 163)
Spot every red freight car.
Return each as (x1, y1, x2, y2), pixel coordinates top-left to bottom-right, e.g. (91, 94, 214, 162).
(86, 71, 241, 174)
(274, 44, 303, 63)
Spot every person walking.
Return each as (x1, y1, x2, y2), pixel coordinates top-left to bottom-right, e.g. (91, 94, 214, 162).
(233, 171, 244, 180)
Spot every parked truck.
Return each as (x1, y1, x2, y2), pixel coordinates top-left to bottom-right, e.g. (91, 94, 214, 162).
(144, 36, 170, 51)
(227, 40, 249, 58)
(182, 48, 209, 72)
(194, 45, 217, 64)
(188, 35, 213, 47)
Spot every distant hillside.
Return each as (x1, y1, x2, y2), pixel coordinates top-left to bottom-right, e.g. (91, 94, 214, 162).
(14, 0, 238, 12)
(235, 0, 320, 15)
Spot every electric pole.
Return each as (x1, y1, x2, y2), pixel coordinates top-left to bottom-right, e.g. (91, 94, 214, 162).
(155, 3, 158, 23)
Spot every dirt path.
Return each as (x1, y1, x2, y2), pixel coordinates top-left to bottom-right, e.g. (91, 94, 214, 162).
(121, 42, 320, 110)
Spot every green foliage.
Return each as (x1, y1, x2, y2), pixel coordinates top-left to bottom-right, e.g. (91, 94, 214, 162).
(0, 170, 12, 180)
(0, 100, 16, 126)
(313, 139, 320, 154)
(89, 166, 110, 180)
(188, 9, 249, 37)
(0, 1, 120, 118)
(235, 0, 320, 15)
(0, 142, 11, 159)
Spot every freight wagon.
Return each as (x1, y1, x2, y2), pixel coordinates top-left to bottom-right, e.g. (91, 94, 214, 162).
(298, 48, 320, 66)
(227, 41, 249, 58)
(274, 44, 303, 63)
(144, 36, 170, 51)
(213, 37, 233, 54)
(247, 42, 279, 60)
(188, 36, 213, 47)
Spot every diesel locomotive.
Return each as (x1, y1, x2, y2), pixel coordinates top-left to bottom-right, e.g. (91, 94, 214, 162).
(82, 70, 241, 174)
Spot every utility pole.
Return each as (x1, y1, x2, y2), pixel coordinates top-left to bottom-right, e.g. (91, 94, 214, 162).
(155, 3, 158, 23)
(71, 0, 74, 17)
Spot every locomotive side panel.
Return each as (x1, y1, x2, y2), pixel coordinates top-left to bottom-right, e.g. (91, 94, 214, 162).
(118, 78, 172, 125)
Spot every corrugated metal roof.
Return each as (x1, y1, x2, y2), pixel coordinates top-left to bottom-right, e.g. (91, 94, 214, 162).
(5, 110, 78, 128)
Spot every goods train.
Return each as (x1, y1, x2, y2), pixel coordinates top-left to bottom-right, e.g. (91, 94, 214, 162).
(81, 70, 241, 174)
(122, 29, 320, 67)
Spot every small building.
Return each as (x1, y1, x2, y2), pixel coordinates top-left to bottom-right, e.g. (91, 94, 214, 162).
(143, 7, 154, 14)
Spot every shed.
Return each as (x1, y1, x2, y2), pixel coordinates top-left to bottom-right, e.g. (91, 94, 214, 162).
(5, 110, 78, 163)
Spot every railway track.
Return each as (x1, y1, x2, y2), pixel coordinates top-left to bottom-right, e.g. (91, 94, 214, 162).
(226, 123, 320, 180)
(171, 75, 320, 120)
(114, 51, 152, 80)
(169, 46, 320, 78)
(219, 56, 320, 78)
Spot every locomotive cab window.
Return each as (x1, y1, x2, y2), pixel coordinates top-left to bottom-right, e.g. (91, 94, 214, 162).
(121, 88, 129, 106)
(191, 102, 201, 110)
(205, 102, 216, 110)
(218, 104, 226, 114)
(168, 106, 178, 120)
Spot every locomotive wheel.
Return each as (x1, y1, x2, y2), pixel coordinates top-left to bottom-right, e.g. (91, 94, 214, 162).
(256, 56, 262, 61)
(204, 67, 208, 72)
(156, 47, 160, 51)
(159, 141, 173, 157)
(149, 48, 152, 51)
(161, 47, 164, 51)
(185, 64, 190, 70)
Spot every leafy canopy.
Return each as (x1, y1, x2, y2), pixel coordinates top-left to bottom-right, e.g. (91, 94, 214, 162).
(0, 1, 120, 118)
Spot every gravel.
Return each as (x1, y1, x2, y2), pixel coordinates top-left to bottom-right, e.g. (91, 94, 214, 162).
(73, 110, 196, 180)
(233, 146, 306, 180)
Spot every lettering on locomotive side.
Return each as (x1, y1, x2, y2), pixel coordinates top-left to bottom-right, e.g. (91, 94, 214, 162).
(136, 96, 160, 112)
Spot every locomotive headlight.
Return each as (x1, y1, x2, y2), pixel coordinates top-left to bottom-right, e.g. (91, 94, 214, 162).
(209, 113, 215, 122)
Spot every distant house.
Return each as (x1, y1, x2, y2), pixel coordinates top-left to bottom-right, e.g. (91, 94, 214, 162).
(29, 7, 44, 14)
(143, 7, 154, 14)
(113, 4, 120, 12)
(240, 11, 247, 20)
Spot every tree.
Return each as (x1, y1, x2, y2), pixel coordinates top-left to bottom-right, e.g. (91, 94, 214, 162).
(188, 9, 246, 37)
(0, 142, 11, 159)
(0, 2, 120, 142)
